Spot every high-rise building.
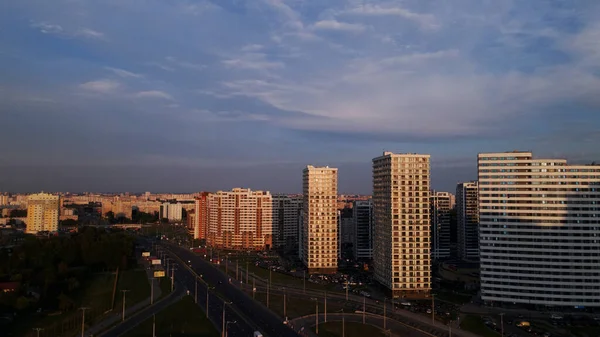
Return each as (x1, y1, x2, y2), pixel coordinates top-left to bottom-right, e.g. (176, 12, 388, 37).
(26, 192, 60, 234)
(478, 151, 600, 307)
(206, 188, 273, 250)
(338, 207, 354, 259)
(373, 152, 431, 297)
(193, 192, 210, 240)
(160, 202, 183, 221)
(456, 181, 479, 261)
(430, 191, 453, 259)
(302, 165, 338, 274)
(353, 199, 373, 260)
(0, 194, 8, 206)
(272, 195, 303, 253)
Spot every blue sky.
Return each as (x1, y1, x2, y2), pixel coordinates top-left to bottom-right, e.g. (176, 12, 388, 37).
(1, 0, 599, 194)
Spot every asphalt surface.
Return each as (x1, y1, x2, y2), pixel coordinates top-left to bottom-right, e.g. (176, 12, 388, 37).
(100, 285, 185, 337)
(160, 243, 301, 337)
(293, 313, 435, 337)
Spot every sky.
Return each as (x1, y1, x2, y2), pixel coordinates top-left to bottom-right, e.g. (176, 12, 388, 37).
(1, 0, 600, 194)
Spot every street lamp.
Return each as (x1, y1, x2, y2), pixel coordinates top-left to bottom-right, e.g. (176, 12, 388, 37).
(225, 320, 237, 337)
(79, 307, 89, 337)
(206, 285, 215, 318)
(431, 293, 436, 325)
(33, 328, 44, 337)
(383, 297, 387, 330)
(121, 289, 130, 322)
(499, 313, 505, 337)
(221, 301, 233, 337)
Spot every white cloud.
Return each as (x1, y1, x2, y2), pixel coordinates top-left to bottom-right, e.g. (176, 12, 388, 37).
(75, 28, 106, 40)
(312, 20, 366, 33)
(105, 67, 143, 78)
(241, 44, 264, 52)
(165, 57, 206, 71)
(134, 90, 174, 100)
(79, 79, 120, 93)
(32, 22, 64, 34)
(31, 21, 106, 40)
(343, 4, 438, 29)
(222, 53, 284, 70)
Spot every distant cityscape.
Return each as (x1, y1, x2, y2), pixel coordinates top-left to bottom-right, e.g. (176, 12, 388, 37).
(1, 150, 599, 310)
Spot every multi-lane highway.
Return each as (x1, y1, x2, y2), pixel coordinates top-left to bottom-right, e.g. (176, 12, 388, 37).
(157, 242, 302, 337)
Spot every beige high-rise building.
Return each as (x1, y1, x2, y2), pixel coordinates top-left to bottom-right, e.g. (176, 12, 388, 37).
(373, 152, 431, 297)
(206, 188, 273, 250)
(478, 151, 600, 307)
(26, 192, 60, 234)
(302, 165, 338, 274)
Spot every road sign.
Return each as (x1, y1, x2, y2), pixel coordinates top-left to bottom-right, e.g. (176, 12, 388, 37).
(154, 270, 166, 278)
(142, 251, 150, 257)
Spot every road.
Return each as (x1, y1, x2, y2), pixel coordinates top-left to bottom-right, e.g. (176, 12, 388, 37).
(293, 313, 437, 337)
(100, 285, 185, 337)
(160, 243, 303, 337)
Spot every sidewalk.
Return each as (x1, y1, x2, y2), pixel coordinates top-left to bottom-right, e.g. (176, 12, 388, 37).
(85, 264, 162, 336)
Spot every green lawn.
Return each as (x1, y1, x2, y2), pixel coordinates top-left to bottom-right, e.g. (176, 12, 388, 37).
(460, 315, 500, 337)
(123, 295, 219, 337)
(312, 321, 386, 337)
(568, 326, 600, 337)
(115, 269, 151, 310)
(15, 269, 151, 337)
(252, 291, 346, 319)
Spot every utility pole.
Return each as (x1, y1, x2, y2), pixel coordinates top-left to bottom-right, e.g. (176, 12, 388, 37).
(315, 300, 319, 334)
(252, 276, 256, 299)
(324, 291, 327, 322)
(303, 270, 306, 294)
(150, 277, 155, 305)
(345, 280, 349, 300)
(121, 290, 130, 322)
(236, 260, 239, 279)
(267, 269, 271, 308)
(226, 255, 228, 275)
(222, 301, 232, 337)
(500, 313, 505, 337)
(79, 307, 89, 337)
(383, 298, 387, 330)
(33, 328, 43, 337)
(195, 276, 198, 304)
(246, 261, 249, 284)
(171, 266, 176, 292)
(152, 314, 156, 337)
(363, 294, 366, 324)
(283, 288, 287, 318)
(431, 294, 435, 325)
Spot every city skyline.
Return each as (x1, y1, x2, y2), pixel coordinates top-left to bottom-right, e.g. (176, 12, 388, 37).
(2, 1, 600, 194)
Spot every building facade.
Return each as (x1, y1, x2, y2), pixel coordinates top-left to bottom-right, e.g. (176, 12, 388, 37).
(206, 188, 273, 250)
(456, 181, 479, 261)
(272, 195, 303, 253)
(338, 207, 354, 259)
(430, 191, 453, 259)
(302, 165, 338, 274)
(373, 152, 431, 297)
(160, 202, 183, 221)
(193, 192, 210, 240)
(26, 193, 60, 234)
(478, 151, 600, 307)
(353, 199, 373, 260)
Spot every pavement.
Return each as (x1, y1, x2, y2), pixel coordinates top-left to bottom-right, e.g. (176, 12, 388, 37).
(292, 312, 437, 337)
(84, 261, 164, 337)
(163, 243, 310, 337)
(99, 285, 184, 337)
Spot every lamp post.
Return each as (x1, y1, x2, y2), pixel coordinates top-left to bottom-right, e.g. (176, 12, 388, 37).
(283, 287, 287, 318)
(221, 301, 233, 337)
(383, 297, 387, 330)
(121, 290, 130, 322)
(499, 313, 504, 337)
(431, 293, 435, 325)
(315, 298, 319, 334)
(363, 294, 366, 324)
(150, 277, 155, 305)
(206, 285, 215, 318)
(79, 307, 89, 337)
(225, 320, 237, 337)
(33, 328, 44, 337)
(324, 291, 327, 322)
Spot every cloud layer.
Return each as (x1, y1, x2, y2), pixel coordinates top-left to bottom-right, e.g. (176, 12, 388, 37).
(1, 0, 599, 193)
